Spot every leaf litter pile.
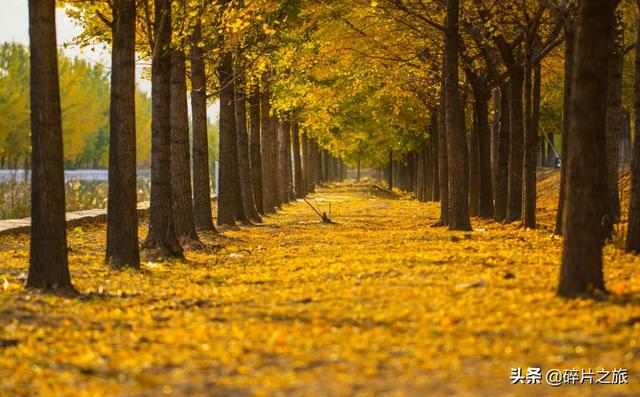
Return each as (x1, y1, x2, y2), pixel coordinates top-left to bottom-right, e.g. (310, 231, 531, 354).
(1, 181, 640, 396)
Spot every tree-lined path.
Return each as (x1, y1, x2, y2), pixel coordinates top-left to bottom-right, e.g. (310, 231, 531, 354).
(2, 181, 640, 396)
(5, 0, 640, 395)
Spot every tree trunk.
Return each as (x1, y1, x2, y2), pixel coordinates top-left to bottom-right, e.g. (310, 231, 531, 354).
(555, 18, 576, 235)
(604, 16, 623, 232)
(190, 22, 216, 231)
(494, 82, 510, 222)
(277, 120, 288, 204)
(474, 80, 494, 218)
(505, 64, 524, 223)
(626, 4, 640, 253)
(106, 0, 140, 269)
(558, 0, 617, 297)
(523, 57, 541, 229)
(235, 74, 261, 224)
(431, 109, 440, 201)
(445, 0, 471, 231)
(283, 119, 295, 201)
(292, 121, 304, 198)
(310, 139, 319, 192)
(490, 89, 500, 192)
(438, 88, 449, 225)
(142, 0, 183, 258)
(217, 51, 245, 226)
(27, 0, 73, 291)
(270, 113, 282, 208)
(170, 49, 200, 244)
(469, 101, 480, 217)
(388, 150, 393, 190)
(302, 133, 311, 194)
(260, 82, 277, 213)
(248, 84, 264, 213)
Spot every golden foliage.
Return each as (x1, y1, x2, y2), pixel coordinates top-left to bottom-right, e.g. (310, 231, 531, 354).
(1, 181, 640, 396)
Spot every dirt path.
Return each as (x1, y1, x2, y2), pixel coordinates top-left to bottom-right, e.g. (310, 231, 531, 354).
(1, 182, 640, 396)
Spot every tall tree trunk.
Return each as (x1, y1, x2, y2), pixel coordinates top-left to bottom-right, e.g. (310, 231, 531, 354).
(523, 54, 541, 229)
(106, 0, 139, 269)
(302, 133, 311, 194)
(142, 0, 183, 258)
(558, 0, 617, 297)
(505, 64, 524, 223)
(388, 150, 394, 190)
(523, 62, 542, 229)
(490, 89, 500, 192)
(190, 22, 215, 231)
(431, 109, 440, 201)
(604, 15, 623, 232)
(270, 113, 281, 207)
(248, 84, 264, 213)
(310, 139, 319, 192)
(626, 3, 640, 253)
(625, 0, 640, 254)
(260, 82, 277, 213)
(283, 119, 295, 201)
(445, 0, 471, 231)
(474, 80, 494, 218)
(217, 51, 245, 226)
(494, 82, 510, 222)
(292, 121, 304, 198)
(235, 74, 261, 223)
(555, 18, 576, 235)
(276, 120, 288, 204)
(469, 100, 480, 217)
(170, 49, 200, 244)
(27, 0, 73, 291)
(438, 89, 449, 225)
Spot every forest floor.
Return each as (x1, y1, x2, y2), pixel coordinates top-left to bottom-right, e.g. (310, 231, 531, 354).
(2, 175, 640, 396)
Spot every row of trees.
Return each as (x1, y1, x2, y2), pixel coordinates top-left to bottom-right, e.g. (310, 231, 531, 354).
(27, 0, 348, 291)
(23, 0, 640, 299)
(0, 42, 154, 169)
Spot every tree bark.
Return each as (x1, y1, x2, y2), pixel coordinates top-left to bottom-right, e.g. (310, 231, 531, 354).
(438, 88, 449, 225)
(431, 110, 440, 201)
(170, 49, 200, 244)
(190, 22, 216, 231)
(106, 0, 140, 269)
(604, 15, 623, 232)
(469, 101, 480, 217)
(494, 83, 510, 221)
(505, 64, 524, 223)
(388, 150, 394, 190)
(248, 84, 264, 213)
(287, 127, 295, 199)
(558, 0, 617, 297)
(302, 133, 311, 194)
(235, 74, 261, 224)
(555, 17, 576, 235)
(445, 0, 471, 231)
(142, 0, 183, 258)
(523, 57, 541, 229)
(260, 82, 277, 213)
(474, 79, 494, 218)
(27, 0, 73, 291)
(292, 121, 304, 198)
(626, 3, 640, 253)
(217, 51, 245, 226)
(310, 139, 319, 192)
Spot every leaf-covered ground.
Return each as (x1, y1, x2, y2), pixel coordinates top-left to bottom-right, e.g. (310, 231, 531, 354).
(1, 180, 640, 396)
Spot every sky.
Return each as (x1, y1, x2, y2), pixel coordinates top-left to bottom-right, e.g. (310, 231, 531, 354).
(0, 0, 219, 120)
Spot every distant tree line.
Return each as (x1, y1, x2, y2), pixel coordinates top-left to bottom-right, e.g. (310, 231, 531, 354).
(0, 41, 157, 169)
